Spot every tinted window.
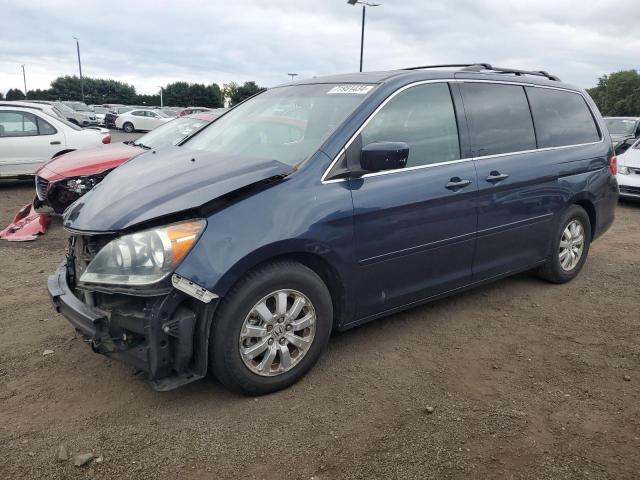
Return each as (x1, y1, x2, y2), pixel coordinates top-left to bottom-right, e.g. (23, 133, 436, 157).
(36, 116, 57, 135)
(0, 111, 38, 137)
(131, 111, 145, 117)
(360, 82, 460, 167)
(461, 83, 536, 156)
(526, 87, 600, 147)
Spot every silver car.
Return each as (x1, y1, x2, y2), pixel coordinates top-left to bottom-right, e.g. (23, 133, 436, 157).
(60, 101, 99, 127)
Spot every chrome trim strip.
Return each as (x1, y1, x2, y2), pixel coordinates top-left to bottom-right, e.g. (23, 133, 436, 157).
(476, 213, 553, 236)
(320, 78, 605, 184)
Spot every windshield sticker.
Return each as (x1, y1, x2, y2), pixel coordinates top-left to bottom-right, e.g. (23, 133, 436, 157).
(327, 85, 374, 95)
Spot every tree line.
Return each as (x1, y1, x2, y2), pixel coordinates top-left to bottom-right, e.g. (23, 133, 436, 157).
(3, 70, 639, 116)
(1, 75, 265, 108)
(587, 70, 640, 117)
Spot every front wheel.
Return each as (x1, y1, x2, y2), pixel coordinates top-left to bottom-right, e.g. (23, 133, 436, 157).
(122, 122, 134, 133)
(210, 261, 333, 395)
(536, 205, 591, 283)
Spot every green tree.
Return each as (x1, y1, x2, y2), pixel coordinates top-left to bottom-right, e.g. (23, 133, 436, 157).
(6, 88, 25, 100)
(224, 81, 265, 106)
(26, 89, 56, 101)
(588, 70, 640, 116)
(162, 82, 223, 107)
(48, 76, 138, 104)
(136, 93, 161, 106)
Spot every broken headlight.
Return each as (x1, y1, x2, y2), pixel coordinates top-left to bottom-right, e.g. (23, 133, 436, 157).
(66, 177, 98, 194)
(79, 220, 206, 286)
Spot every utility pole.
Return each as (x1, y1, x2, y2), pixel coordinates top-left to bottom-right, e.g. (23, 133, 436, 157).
(157, 86, 164, 107)
(288, 73, 298, 81)
(21, 64, 27, 98)
(73, 36, 84, 102)
(346, 1, 381, 72)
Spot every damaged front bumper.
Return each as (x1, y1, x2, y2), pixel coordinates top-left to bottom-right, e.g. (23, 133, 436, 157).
(0, 203, 51, 242)
(47, 262, 218, 391)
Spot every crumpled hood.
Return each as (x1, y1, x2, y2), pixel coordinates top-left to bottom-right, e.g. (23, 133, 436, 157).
(63, 146, 294, 232)
(38, 143, 143, 181)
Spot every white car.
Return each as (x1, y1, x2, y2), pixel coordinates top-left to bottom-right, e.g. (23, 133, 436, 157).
(114, 109, 172, 133)
(617, 138, 640, 200)
(0, 102, 111, 177)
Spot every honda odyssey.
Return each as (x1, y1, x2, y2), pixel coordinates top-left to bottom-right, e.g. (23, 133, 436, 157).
(48, 64, 618, 395)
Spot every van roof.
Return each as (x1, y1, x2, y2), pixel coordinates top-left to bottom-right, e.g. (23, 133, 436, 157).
(286, 63, 581, 92)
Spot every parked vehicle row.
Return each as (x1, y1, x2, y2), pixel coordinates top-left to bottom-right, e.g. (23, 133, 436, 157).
(0, 102, 110, 177)
(45, 64, 618, 396)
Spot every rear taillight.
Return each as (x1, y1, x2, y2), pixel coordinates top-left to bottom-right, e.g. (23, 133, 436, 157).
(609, 155, 617, 176)
(102, 135, 111, 145)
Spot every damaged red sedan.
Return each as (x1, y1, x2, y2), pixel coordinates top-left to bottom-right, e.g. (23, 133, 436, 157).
(34, 112, 220, 213)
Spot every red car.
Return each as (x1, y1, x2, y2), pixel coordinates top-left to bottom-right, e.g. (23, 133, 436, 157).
(34, 112, 219, 213)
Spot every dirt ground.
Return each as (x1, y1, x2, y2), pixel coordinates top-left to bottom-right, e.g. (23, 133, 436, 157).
(0, 181, 639, 480)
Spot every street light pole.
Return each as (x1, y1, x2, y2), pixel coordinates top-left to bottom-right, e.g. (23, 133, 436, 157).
(73, 36, 84, 102)
(288, 73, 298, 81)
(347, 0, 380, 73)
(157, 86, 164, 107)
(21, 64, 27, 98)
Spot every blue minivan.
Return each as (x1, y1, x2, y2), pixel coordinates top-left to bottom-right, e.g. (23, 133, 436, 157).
(49, 64, 618, 394)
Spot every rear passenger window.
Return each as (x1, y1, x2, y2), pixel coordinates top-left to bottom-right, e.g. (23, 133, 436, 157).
(461, 83, 536, 156)
(360, 82, 460, 167)
(526, 87, 600, 147)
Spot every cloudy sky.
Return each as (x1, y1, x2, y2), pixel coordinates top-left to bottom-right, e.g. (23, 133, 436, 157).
(1, 0, 638, 96)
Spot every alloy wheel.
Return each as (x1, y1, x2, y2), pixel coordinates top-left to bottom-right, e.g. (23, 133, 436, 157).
(558, 219, 585, 271)
(239, 289, 316, 376)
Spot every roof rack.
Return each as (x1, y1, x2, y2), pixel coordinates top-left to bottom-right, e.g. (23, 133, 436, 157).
(402, 63, 561, 81)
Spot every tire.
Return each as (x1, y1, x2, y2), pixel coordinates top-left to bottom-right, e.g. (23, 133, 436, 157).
(122, 122, 134, 133)
(536, 205, 591, 284)
(210, 260, 333, 395)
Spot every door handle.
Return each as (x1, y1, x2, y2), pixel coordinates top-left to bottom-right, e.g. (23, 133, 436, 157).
(445, 177, 472, 191)
(50, 141, 61, 145)
(486, 171, 509, 183)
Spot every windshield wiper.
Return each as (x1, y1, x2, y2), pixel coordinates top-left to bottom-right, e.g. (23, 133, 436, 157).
(131, 142, 152, 149)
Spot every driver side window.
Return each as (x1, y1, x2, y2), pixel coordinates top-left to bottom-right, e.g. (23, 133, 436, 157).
(360, 83, 460, 167)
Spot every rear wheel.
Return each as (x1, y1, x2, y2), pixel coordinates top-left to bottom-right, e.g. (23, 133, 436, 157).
(537, 205, 591, 283)
(210, 261, 332, 395)
(122, 122, 134, 133)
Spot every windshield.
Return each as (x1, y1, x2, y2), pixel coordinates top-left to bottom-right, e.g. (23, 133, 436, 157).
(92, 106, 108, 114)
(605, 118, 637, 135)
(184, 84, 372, 166)
(136, 117, 209, 148)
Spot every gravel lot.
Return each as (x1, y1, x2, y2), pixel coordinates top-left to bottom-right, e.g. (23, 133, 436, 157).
(0, 179, 639, 479)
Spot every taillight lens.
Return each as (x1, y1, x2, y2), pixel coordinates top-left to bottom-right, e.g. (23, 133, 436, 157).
(102, 135, 111, 145)
(609, 155, 617, 176)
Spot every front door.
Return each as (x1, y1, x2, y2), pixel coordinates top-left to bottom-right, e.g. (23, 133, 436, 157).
(349, 82, 478, 320)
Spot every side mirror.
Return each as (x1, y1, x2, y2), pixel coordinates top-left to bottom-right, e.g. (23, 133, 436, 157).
(360, 141, 409, 172)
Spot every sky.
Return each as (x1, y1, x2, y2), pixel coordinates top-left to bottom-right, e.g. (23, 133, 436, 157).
(1, 0, 638, 96)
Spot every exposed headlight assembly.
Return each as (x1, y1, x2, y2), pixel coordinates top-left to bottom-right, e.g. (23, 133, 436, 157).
(80, 220, 206, 286)
(66, 177, 98, 194)
(618, 165, 630, 175)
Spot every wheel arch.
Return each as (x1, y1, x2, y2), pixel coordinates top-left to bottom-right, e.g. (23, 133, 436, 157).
(212, 247, 351, 331)
(572, 197, 597, 240)
(51, 149, 75, 159)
